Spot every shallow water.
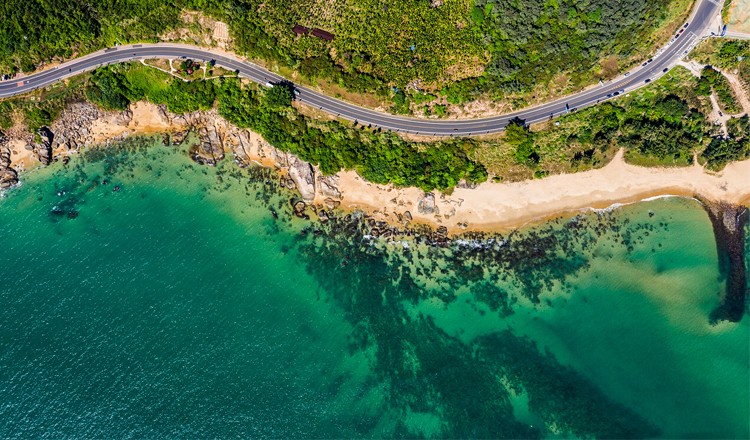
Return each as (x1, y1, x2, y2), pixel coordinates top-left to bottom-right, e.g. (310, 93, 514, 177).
(0, 136, 747, 438)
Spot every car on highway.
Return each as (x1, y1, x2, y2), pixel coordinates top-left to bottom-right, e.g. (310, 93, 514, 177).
(645, 79, 651, 83)
(624, 72, 630, 77)
(607, 94, 612, 98)
(675, 33, 680, 38)
(642, 62, 648, 67)
(648, 58, 653, 63)
(613, 91, 620, 96)
(679, 29, 684, 34)
(264, 82, 274, 88)
(684, 22, 689, 27)
(663, 68, 668, 73)
(619, 89, 625, 94)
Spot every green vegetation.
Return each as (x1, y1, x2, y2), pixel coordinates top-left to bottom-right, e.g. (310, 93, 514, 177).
(0, 0, 184, 74)
(263, 84, 293, 110)
(443, 0, 675, 104)
(701, 137, 749, 170)
(727, 114, 748, 138)
(83, 64, 487, 192)
(253, 0, 487, 88)
(0, 101, 14, 130)
(504, 122, 538, 165)
(697, 66, 742, 114)
(0, 0, 685, 116)
(218, 81, 487, 190)
(86, 64, 217, 114)
(474, 67, 714, 178)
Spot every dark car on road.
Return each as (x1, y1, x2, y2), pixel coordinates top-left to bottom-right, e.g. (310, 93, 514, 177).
(645, 79, 651, 83)
(663, 68, 668, 73)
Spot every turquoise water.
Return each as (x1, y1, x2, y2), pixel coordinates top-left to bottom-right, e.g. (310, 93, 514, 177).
(0, 135, 747, 438)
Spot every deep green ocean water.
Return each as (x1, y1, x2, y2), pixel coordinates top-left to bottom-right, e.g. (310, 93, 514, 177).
(0, 135, 748, 439)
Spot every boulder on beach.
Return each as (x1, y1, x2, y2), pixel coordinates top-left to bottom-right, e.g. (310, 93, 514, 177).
(417, 192, 435, 215)
(191, 125, 225, 166)
(0, 167, 18, 189)
(288, 156, 315, 203)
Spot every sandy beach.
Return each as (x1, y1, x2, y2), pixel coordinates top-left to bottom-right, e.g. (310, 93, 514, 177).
(6, 101, 750, 233)
(335, 149, 750, 233)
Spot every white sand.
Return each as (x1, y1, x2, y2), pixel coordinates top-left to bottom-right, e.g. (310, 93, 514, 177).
(337, 149, 750, 233)
(11, 102, 750, 233)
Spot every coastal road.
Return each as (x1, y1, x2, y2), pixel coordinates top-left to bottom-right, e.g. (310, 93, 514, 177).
(0, 0, 720, 136)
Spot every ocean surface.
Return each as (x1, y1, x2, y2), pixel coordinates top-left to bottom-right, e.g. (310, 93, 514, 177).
(0, 135, 748, 439)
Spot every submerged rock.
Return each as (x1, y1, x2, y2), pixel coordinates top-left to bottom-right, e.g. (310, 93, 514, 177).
(701, 200, 748, 324)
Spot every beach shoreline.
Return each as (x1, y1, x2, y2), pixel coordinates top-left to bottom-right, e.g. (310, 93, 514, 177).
(3, 101, 749, 233)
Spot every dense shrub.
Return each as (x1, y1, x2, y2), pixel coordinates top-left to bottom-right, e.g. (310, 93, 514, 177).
(697, 66, 741, 114)
(84, 66, 487, 191)
(701, 137, 749, 170)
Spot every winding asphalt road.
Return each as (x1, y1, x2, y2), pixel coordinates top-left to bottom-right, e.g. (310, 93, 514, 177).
(0, 0, 720, 136)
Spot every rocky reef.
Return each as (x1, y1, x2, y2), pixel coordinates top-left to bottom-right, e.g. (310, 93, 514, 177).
(701, 200, 749, 323)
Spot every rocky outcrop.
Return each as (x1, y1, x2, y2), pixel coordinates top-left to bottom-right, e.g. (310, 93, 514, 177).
(0, 145, 18, 189)
(288, 156, 315, 203)
(172, 130, 189, 145)
(191, 125, 225, 166)
(156, 105, 171, 126)
(417, 192, 436, 215)
(318, 175, 341, 200)
(701, 200, 748, 324)
(230, 130, 254, 168)
(111, 110, 133, 126)
(33, 127, 54, 165)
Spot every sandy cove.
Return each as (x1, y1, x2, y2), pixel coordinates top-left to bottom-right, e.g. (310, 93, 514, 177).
(3, 101, 750, 233)
(340, 149, 750, 233)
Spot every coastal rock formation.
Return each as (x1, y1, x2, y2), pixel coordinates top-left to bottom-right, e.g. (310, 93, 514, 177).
(111, 110, 133, 126)
(230, 130, 255, 168)
(418, 192, 436, 215)
(172, 130, 189, 145)
(156, 105, 171, 126)
(701, 200, 749, 324)
(0, 141, 18, 189)
(192, 125, 225, 165)
(318, 175, 342, 200)
(0, 166, 18, 189)
(33, 127, 54, 165)
(288, 156, 315, 203)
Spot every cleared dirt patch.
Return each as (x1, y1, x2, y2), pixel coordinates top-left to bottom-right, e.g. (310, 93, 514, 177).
(727, 0, 750, 33)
